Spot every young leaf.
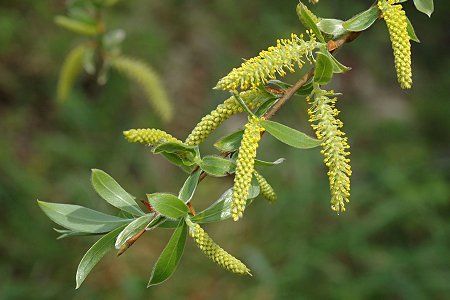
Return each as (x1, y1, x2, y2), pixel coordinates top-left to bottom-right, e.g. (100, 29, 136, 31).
(342, 5, 379, 32)
(54, 228, 100, 240)
(115, 214, 153, 249)
(148, 220, 187, 287)
(54, 15, 98, 36)
(147, 194, 189, 219)
(413, 0, 434, 17)
(178, 169, 201, 203)
(296, 2, 325, 42)
(255, 158, 286, 167)
(317, 18, 347, 37)
(406, 16, 420, 43)
(261, 120, 321, 149)
(37, 201, 130, 233)
(75, 225, 126, 289)
(314, 52, 334, 84)
(161, 152, 196, 173)
(91, 169, 144, 217)
(214, 130, 244, 153)
(191, 180, 260, 224)
(153, 142, 198, 165)
(199, 156, 235, 177)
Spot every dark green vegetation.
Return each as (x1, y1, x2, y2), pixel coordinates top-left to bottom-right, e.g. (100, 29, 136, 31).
(0, 0, 448, 299)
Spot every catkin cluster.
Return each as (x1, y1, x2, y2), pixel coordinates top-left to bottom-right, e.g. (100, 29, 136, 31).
(123, 129, 181, 146)
(378, 0, 412, 89)
(232, 117, 264, 221)
(307, 92, 351, 213)
(185, 90, 265, 146)
(57, 45, 86, 102)
(216, 33, 316, 91)
(188, 222, 251, 275)
(111, 56, 173, 121)
(254, 171, 277, 203)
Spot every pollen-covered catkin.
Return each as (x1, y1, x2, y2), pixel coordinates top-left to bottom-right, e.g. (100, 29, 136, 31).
(57, 45, 86, 102)
(188, 221, 251, 275)
(185, 90, 265, 146)
(216, 33, 316, 91)
(111, 56, 173, 121)
(307, 92, 351, 213)
(123, 129, 181, 147)
(378, 0, 412, 89)
(231, 117, 264, 221)
(254, 171, 277, 203)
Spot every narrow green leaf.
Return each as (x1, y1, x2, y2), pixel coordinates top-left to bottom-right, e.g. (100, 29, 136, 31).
(317, 18, 347, 37)
(161, 152, 196, 173)
(255, 158, 286, 167)
(318, 47, 351, 73)
(314, 52, 334, 84)
(199, 156, 235, 177)
(296, 2, 325, 42)
(115, 214, 153, 249)
(91, 169, 144, 217)
(147, 194, 189, 219)
(178, 169, 201, 202)
(38, 201, 130, 233)
(261, 120, 321, 149)
(413, 0, 433, 17)
(53, 228, 100, 240)
(153, 142, 198, 166)
(54, 15, 99, 36)
(148, 220, 187, 286)
(342, 5, 379, 32)
(191, 180, 260, 224)
(75, 225, 126, 289)
(406, 16, 420, 43)
(214, 130, 244, 152)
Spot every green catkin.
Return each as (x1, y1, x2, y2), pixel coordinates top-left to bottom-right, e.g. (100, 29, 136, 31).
(111, 56, 173, 121)
(185, 90, 265, 146)
(307, 92, 351, 213)
(123, 129, 181, 147)
(231, 117, 264, 221)
(378, 0, 412, 89)
(187, 221, 251, 275)
(254, 171, 277, 203)
(57, 44, 86, 102)
(216, 33, 316, 91)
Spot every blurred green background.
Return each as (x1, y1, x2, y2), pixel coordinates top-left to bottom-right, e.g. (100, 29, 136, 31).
(0, 0, 448, 299)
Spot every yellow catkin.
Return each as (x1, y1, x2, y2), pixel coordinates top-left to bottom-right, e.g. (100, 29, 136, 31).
(187, 221, 251, 275)
(185, 90, 265, 146)
(254, 171, 277, 203)
(307, 92, 351, 213)
(111, 56, 173, 121)
(216, 33, 316, 91)
(57, 45, 86, 102)
(54, 16, 99, 36)
(378, 0, 412, 89)
(123, 129, 181, 147)
(231, 117, 264, 221)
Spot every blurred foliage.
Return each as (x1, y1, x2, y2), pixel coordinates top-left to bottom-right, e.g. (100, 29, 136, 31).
(0, 0, 448, 299)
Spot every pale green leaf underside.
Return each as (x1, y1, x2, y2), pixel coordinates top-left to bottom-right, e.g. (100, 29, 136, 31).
(261, 120, 321, 149)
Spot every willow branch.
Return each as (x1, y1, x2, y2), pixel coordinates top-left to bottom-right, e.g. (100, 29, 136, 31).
(125, 30, 363, 253)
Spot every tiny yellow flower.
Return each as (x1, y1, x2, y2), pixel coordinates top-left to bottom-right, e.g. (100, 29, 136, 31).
(123, 128, 181, 146)
(216, 33, 316, 91)
(254, 171, 277, 203)
(378, 0, 412, 89)
(231, 117, 264, 221)
(307, 92, 351, 213)
(188, 221, 251, 275)
(185, 90, 265, 146)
